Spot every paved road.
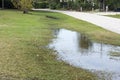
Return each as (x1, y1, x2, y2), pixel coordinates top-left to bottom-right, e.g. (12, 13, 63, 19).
(33, 9, 120, 34)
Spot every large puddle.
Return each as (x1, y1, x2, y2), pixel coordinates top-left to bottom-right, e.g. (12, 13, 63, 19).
(49, 29, 120, 80)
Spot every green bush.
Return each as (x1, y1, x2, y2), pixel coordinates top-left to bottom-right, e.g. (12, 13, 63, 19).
(49, 2, 61, 9)
(81, 3, 92, 11)
(49, 2, 57, 9)
(34, 2, 48, 8)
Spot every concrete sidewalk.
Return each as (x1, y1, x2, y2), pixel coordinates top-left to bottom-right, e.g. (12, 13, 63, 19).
(33, 9, 120, 34)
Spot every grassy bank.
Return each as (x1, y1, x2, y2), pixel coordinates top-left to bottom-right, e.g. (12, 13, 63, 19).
(0, 10, 97, 80)
(60, 16, 120, 46)
(107, 14, 120, 18)
(0, 10, 120, 80)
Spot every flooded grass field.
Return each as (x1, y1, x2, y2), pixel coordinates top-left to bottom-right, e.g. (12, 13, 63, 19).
(49, 29, 120, 80)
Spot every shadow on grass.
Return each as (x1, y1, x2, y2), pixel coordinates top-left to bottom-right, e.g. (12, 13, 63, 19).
(28, 11, 60, 20)
(29, 10, 55, 15)
(45, 15, 59, 20)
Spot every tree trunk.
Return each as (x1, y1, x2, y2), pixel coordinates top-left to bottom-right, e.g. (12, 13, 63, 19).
(103, 0, 105, 11)
(23, 9, 28, 14)
(62, 0, 64, 8)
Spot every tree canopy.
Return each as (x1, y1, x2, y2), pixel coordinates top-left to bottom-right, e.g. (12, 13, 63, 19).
(1, 0, 120, 11)
(11, 0, 33, 13)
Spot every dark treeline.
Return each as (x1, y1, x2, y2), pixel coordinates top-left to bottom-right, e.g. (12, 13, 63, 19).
(34, 0, 120, 11)
(0, 0, 120, 11)
(0, 0, 15, 9)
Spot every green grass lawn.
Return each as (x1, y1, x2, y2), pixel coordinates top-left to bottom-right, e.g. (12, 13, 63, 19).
(107, 14, 120, 18)
(0, 10, 120, 80)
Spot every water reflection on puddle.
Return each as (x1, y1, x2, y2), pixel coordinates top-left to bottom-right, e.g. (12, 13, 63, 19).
(49, 29, 120, 80)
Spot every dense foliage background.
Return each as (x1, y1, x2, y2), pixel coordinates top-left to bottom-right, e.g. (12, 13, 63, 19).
(0, 0, 120, 11)
(0, 0, 14, 8)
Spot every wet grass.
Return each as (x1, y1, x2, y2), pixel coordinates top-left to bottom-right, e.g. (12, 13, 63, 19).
(0, 10, 97, 80)
(107, 14, 120, 18)
(109, 52, 120, 57)
(0, 9, 120, 80)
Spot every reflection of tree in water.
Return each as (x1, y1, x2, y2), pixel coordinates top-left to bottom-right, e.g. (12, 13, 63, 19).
(53, 29, 60, 37)
(77, 34, 93, 55)
(79, 34, 92, 49)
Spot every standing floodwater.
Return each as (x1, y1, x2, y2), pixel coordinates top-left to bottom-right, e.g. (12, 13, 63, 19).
(49, 29, 120, 80)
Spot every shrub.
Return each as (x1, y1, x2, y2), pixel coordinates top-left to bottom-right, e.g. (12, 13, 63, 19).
(34, 2, 48, 8)
(49, 2, 61, 9)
